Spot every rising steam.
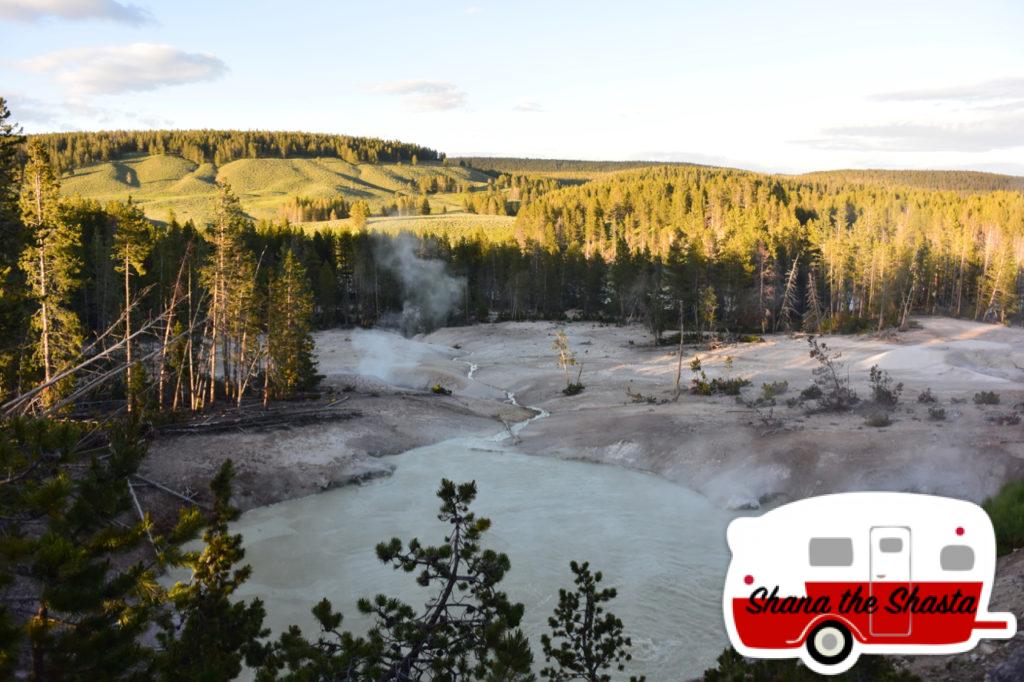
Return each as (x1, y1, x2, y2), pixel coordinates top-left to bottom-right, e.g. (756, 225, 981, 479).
(376, 234, 464, 336)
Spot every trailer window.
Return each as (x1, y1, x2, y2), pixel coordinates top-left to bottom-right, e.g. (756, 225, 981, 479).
(879, 537, 903, 553)
(809, 538, 853, 567)
(940, 545, 974, 571)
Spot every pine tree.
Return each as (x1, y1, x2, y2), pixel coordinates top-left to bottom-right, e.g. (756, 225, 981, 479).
(257, 480, 534, 681)
(0, 418, 192, 679)
(541, 561, 645, 682)
(157, 460, 270, 680)
(109, 201, 152, 412)
(349, 200, 370, 230)
(803, 269, 823, 333)
(0, 98, 26, 400)
(18, 141, 83, 409)
(266, 248, 318, 399)
(201, 182, 255, 405)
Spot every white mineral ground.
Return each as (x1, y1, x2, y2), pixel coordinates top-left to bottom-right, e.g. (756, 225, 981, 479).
(146, 317, 1024, 679)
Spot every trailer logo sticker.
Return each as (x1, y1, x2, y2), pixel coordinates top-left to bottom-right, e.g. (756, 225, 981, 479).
(722, 492, 1016, 675)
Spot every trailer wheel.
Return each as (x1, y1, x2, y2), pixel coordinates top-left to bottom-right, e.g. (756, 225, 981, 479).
(806, 621, 853, 667)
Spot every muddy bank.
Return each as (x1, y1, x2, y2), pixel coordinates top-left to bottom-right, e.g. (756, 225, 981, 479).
(147, 318, 1024, 513)
(425, 317, 1024, 508)
(143, 329, 531, 512)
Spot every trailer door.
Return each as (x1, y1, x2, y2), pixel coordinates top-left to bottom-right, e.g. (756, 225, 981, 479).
(869, 526, 912, 636)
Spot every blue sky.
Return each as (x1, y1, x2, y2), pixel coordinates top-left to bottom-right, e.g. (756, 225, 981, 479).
(2, 0, 1024, 173)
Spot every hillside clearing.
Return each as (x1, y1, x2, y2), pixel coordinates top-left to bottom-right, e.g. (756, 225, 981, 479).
(60, 153, 492, 225)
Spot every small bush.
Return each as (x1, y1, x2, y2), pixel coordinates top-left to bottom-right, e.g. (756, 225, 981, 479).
(689, 356, 702, 372)
(562, 382, 585, 396)
(869, 365, 903, 406)
(626, 384, 657, 404)
(799, 384, 822, 401)
(983, 480, 1024, 556)
(690, 372, 750, 396)
(928, 406, 946, 421)
(974, 391, 1001, 405)
(431, 383, 452, 395)
(745, 381, 789, 408)
(864, 412, 892, 427)
(988, 413, 1021, 426)
(762, 380, 789, 399)
(712, 377, 751, 396)
(735, 334, 765, 344)
(917, 388, 937, 403)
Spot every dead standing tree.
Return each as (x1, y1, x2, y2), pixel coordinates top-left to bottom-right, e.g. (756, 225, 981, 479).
(553, 329, 584, 395)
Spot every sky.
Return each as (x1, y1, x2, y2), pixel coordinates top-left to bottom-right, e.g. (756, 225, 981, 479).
(1, 0, 1023, 174)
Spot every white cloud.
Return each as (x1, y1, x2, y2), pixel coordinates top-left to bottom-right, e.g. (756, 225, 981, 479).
(371, 80, 466, 111)
(512, 99, 544, 113)
(0, 0, 153, 25)
(4, 92, 175, 130)
(20, 43, 227, 95)
(872, 77, 1024, 103)
(798, 114, 1024, 153)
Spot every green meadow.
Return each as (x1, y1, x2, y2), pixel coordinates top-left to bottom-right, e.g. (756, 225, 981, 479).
(60, 153, 493, 225)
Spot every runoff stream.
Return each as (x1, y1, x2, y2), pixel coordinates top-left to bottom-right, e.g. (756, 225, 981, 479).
(232, 362, 737, 678)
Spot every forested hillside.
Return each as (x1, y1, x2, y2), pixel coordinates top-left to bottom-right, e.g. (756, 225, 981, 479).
(454, 156, 686, 178)
(511, 165, 1024, 333)
(799, 169, 1024, 193)
(33, 129, 441, 169)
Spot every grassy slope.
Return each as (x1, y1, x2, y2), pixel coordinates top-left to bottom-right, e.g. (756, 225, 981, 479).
(60, 153, 493, 225)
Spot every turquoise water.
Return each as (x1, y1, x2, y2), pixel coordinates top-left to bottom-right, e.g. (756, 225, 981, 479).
(233, 434, 736, 678)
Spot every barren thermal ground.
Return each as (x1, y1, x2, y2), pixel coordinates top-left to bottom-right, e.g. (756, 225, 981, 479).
(149, 316, 1024, 511)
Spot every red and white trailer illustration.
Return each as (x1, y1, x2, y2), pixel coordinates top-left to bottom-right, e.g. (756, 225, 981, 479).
(723, 492, 1016, 675)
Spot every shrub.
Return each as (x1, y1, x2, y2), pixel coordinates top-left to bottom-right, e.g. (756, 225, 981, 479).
(691, 372, 712, 396)
(761, 380, 789, 399)
(928, 406, 946, 421)
(625, 384, 657, 404)
(917, 388, 937, 403)
(745, 381, 789, 408)
(869, 365, 903, 406)
(562, 382, 585, 396)
(988, 413, 1021, 426)
(431, 383, 452, 395)
(864, 412, 892, 427)
(691, 372, 750, 397)
(974, 391, 1001, 405)
(799, 384, 822, 401)
(712, 377, 751, 396)
(983, 480, 1024, 556)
